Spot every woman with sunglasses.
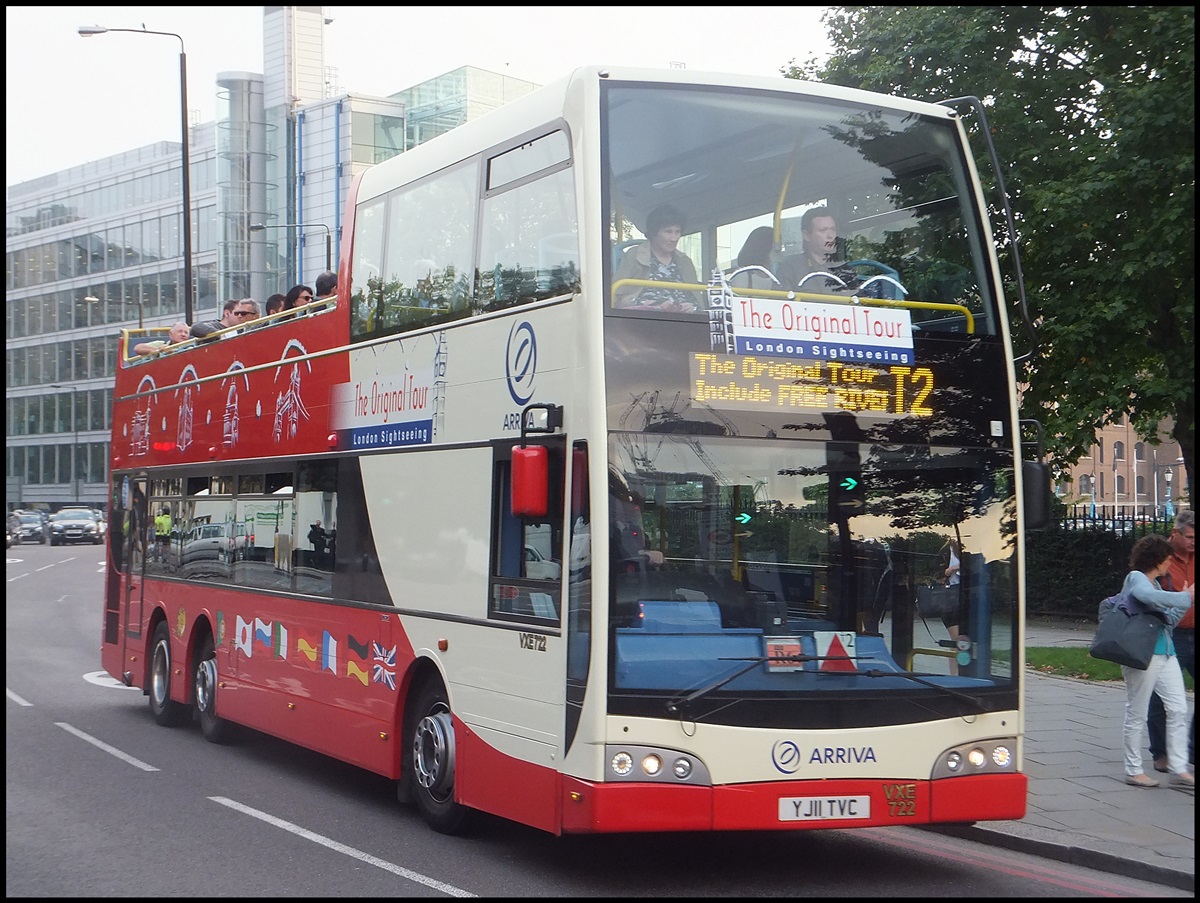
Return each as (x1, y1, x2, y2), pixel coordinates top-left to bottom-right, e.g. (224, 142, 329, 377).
(284, 283, 315, 311)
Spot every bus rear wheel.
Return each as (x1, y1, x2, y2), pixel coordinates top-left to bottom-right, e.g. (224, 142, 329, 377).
(149, 621, 187, 726)
(406, 680, 472, 835)
(194, 633, 235, 743)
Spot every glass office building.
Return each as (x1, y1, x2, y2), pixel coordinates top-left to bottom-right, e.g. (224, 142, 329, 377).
(6, 6, 536, 511)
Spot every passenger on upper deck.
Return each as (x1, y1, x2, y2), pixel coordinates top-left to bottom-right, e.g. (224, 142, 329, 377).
(284, 284, 314, 311)
(314, 271, 338, 300)
(133, 322, 191, 356)
(265, 293, 287, 316)
(613, 204, 703, 313)
(191, 298, 260, 339)
(776, 207, 863, 295)
(727, 226, 781, 291)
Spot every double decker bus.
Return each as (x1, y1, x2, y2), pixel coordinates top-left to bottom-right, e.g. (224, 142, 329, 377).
(102, 65, 1049, 836)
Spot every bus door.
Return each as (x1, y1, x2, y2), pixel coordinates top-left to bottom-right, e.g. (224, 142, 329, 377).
(123, 475, 150, 646)
(471, 431, 568, 802)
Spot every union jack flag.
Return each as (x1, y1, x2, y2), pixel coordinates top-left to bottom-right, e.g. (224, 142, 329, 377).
(372, 664, 396, 690)
(372, 642, 396, 666)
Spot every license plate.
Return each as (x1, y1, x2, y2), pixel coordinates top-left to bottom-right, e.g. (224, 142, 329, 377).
(779, 795, 871, 821)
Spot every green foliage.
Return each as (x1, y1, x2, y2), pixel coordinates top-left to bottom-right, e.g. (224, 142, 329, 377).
(791, 7, 1195, 511)
(1026, 646, 1195, 690)
(1025, 522, 1171, 618)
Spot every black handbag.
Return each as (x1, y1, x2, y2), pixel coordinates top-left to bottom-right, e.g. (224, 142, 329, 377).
(1089, 609, 1162, 670)
(916, 583, 959, 618)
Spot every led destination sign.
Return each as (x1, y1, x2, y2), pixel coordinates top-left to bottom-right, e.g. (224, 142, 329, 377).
(690, 353, 934, 417)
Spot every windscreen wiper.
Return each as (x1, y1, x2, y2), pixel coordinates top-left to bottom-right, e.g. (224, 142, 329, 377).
(664, 652, 988, 714)
(664, 651, 828, 714)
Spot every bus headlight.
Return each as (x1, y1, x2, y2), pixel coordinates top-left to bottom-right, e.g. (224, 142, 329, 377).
(611, 752, 634, 776)
(605, 745, 710, 784)
(932, 737, 1018, 779)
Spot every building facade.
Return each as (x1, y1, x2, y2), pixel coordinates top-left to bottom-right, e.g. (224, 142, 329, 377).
(6, 7, 536, 511)
(1057, 415, 1188, 519)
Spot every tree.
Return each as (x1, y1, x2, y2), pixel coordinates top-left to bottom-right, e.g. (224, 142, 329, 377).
(786, 6, 1194, 510)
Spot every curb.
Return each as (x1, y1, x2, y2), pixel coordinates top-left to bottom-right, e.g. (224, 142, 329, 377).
(923, 823, 1195, 892)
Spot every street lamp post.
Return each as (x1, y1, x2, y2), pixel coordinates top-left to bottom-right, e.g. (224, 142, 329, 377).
(50, 384, 82, 504)
(79, 25, 193, 325)
(1164, 468, 1175, 519)
(250, 222, 333, 282)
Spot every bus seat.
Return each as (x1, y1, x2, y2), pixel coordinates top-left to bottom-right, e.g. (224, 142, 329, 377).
(612, 239, 643, 270)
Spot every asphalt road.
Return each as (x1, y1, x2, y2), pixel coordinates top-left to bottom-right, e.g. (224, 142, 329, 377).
(6, 543, 1188, 897)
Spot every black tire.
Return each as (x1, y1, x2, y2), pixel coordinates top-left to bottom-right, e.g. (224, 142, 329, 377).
(405, 679, 472, 835)
(149, 621, 187, 726)
(194, 633, 235, 743)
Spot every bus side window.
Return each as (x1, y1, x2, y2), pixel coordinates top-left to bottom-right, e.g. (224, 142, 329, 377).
(489, 441, 565, 623)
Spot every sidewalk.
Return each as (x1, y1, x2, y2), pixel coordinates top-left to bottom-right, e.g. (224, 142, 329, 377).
(932, 620, 1194, 891)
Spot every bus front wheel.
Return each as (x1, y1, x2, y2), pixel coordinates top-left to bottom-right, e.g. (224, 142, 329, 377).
(406, 680, 472, 835)
(149, 621, 187, 726)
(194, 633, 235, 743)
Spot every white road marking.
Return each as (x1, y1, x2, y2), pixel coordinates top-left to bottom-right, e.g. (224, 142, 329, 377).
(210, 796, 476, 897)
(83, 670, 139, 690)
(7, 688, 33, 706)
(55, 722, 160, 772)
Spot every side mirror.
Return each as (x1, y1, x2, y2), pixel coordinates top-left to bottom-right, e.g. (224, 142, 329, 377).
(512, 445, 549, 518)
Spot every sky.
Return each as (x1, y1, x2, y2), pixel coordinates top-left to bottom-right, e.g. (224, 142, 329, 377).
(5, 5, 833, 187)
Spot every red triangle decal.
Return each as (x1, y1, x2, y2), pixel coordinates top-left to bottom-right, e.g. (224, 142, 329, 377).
(821, 634, 857, 671)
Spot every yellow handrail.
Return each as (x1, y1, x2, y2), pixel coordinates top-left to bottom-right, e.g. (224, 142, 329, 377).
(611, 278, 975, 332)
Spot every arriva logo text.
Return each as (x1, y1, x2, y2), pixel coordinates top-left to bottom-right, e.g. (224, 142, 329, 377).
(809, 746, 877, 764)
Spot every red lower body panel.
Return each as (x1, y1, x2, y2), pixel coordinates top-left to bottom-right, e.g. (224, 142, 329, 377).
(558, 772, 1026, 834)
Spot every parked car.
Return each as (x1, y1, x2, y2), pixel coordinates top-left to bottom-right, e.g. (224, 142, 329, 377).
(182, 523, 228, 565)
(15, 511, 48, 544)
(6, 511, 20, 548)
(524, 544, 561, 580)
(49, 508, 104, 545)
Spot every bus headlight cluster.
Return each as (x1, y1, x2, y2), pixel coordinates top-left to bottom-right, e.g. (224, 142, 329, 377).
(605, 745, 710, 785)
(931, 738, 1017, 779)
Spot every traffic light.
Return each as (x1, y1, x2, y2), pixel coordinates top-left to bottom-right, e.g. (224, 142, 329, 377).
(827, 441, 866, 519)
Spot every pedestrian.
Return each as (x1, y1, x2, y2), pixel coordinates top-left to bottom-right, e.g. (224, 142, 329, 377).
(1148, 509, 1195, 773)
(154, 507, 172, 562)
(1118, 533, 1193, 788)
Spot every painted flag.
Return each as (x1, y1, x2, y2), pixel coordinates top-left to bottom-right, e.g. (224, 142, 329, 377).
(254, 618, 272, 650)
(372, 664, 397, 691)
(372, 642, 396, 667)
(347, 634, 370, 661)
(295, 628, 320, 665)
(321, 631, 338, 673)
(235, 615, 253, 657)
(272, 622, 288, 659)
(346, 660, 370, 686)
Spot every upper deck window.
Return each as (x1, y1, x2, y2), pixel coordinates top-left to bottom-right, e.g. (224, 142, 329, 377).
(601, 82, 997, 337)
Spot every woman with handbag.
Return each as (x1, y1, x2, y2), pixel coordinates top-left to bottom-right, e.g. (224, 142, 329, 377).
(934, 539, 965, 674)
(1120, 534, 1194, 788)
